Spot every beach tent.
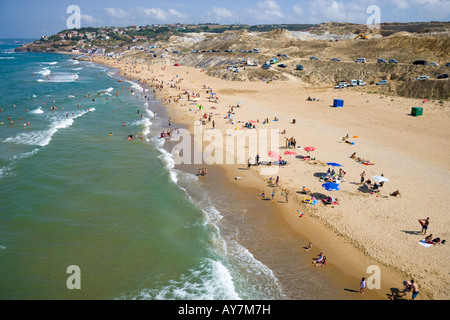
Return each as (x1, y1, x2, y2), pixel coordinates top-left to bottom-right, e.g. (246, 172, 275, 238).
(326, 162, 342, 167)
(322, 182, 340, 191)
(333, 99, 344, 108)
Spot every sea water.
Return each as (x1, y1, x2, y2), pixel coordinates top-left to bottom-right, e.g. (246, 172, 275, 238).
(0, 46, 287, 300)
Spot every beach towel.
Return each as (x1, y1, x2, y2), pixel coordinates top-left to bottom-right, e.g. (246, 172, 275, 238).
(419, 240, 434, 248)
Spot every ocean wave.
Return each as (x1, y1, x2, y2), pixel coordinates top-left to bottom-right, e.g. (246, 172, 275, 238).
(156, 140, 178, 184)
(37, 68, 51, 76)
(37, 73, 79, 83)
(42, 61, 58, 65)
(10, 148, 40, 161)
(125, 258, 241, 300)
(0, 57, 14, 60)
(30, 106, 44, 114)
(0, 165, 13, 179)
(3, 108, 95, 147)
(126, 80, 145, 93)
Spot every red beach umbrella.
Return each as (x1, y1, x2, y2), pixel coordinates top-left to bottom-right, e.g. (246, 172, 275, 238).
(269, 151, 281, 160)
(304, 146, 316, 153)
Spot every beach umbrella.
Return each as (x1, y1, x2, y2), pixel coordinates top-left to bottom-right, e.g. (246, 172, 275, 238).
(304, 146, 316, 154)
(322, 182, 340, 191)
(372, 175, 389, 183)
(284, 151, 297, 156)
(326, 162, 342, 167)
(269, 151, 281, 160)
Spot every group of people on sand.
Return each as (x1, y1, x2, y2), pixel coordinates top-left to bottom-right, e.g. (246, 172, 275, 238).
(285, 136, 297, 149)
(198, 168, 208, 176)
(309, 249, 327, 267)
(304, 243, 326, 266)
(257, 189, 289, 203)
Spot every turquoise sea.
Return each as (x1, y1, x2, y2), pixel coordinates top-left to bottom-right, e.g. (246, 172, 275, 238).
(0, 45, 292, 300)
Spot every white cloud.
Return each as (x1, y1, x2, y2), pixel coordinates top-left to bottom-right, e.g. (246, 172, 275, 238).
(81, 14, 97, 24)
(291, 0, 368, 24)
(207, 7, 234, 22)
(137, 7, 188, 21)
(293, 5, 303, 16)
(105, 8, 131, 19)
(168, 8, 186, 20)
(246, 0, 284, 22)
(139, 7, 168, 21)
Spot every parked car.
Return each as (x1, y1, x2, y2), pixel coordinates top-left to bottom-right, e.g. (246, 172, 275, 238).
(277, 64, 287, 68)
(413, 60, 427, 65)
(428, 62, 439, 66)
(334, 82, 348, 89)
(262, 62, 271, 70)
(355, 58, 366, 63)
(295, 65, 304, 71)
(310, 56, 319, 60)
(376, 80, 388, 85)
(437, 73, 449, 79)
(377, 59, 387, 64)
(389, 59, 398, 64)
(331, 58, 341, 62)
(417, 75, 429, 80)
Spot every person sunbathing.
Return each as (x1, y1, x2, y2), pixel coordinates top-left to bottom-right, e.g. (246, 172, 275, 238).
(390, 190, 401, 197)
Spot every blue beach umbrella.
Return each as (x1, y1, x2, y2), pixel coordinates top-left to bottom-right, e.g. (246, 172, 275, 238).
(327, 162, 342, 167)
(322, 182, 340, 191)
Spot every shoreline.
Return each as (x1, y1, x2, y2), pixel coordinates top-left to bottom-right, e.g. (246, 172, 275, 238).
(89, 55, 450, 300)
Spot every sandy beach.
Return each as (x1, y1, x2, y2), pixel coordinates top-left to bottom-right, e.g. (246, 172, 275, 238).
(90, 55, 450, 300)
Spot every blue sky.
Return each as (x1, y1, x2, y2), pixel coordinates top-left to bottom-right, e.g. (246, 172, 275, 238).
(0, 0, 449, 38)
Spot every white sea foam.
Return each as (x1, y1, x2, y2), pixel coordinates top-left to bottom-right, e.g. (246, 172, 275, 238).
(156, 142, 178, 184)
(37, 73, 79, 83)
(0, 57, 14, 59)
(37, 68, 51, 76)
(72, 67, 82, 70)
(128, 258, 241, 300)
(0, 165, 13, 179)
(71, 59, 80, 65)
(98, 87, 114, 93)
(126, 80, 144, 93)
(3, 108, 95, 147)
(43, 61, 58, 65)
(30, 106, 44, 114)
(10, 148, 40, 161)
(0, 246, 5, 250)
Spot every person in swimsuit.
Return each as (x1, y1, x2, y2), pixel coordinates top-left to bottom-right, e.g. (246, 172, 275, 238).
(420, 217, 430, 235)
(410, 280, 419, 300)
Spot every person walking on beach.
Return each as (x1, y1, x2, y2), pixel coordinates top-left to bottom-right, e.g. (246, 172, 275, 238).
(271, 189, 275, 201)
(360, 171, 366, 184)
(420, 217, 430, 235)
(285, 192, 289, 203)
(360, 277, 366, 294)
